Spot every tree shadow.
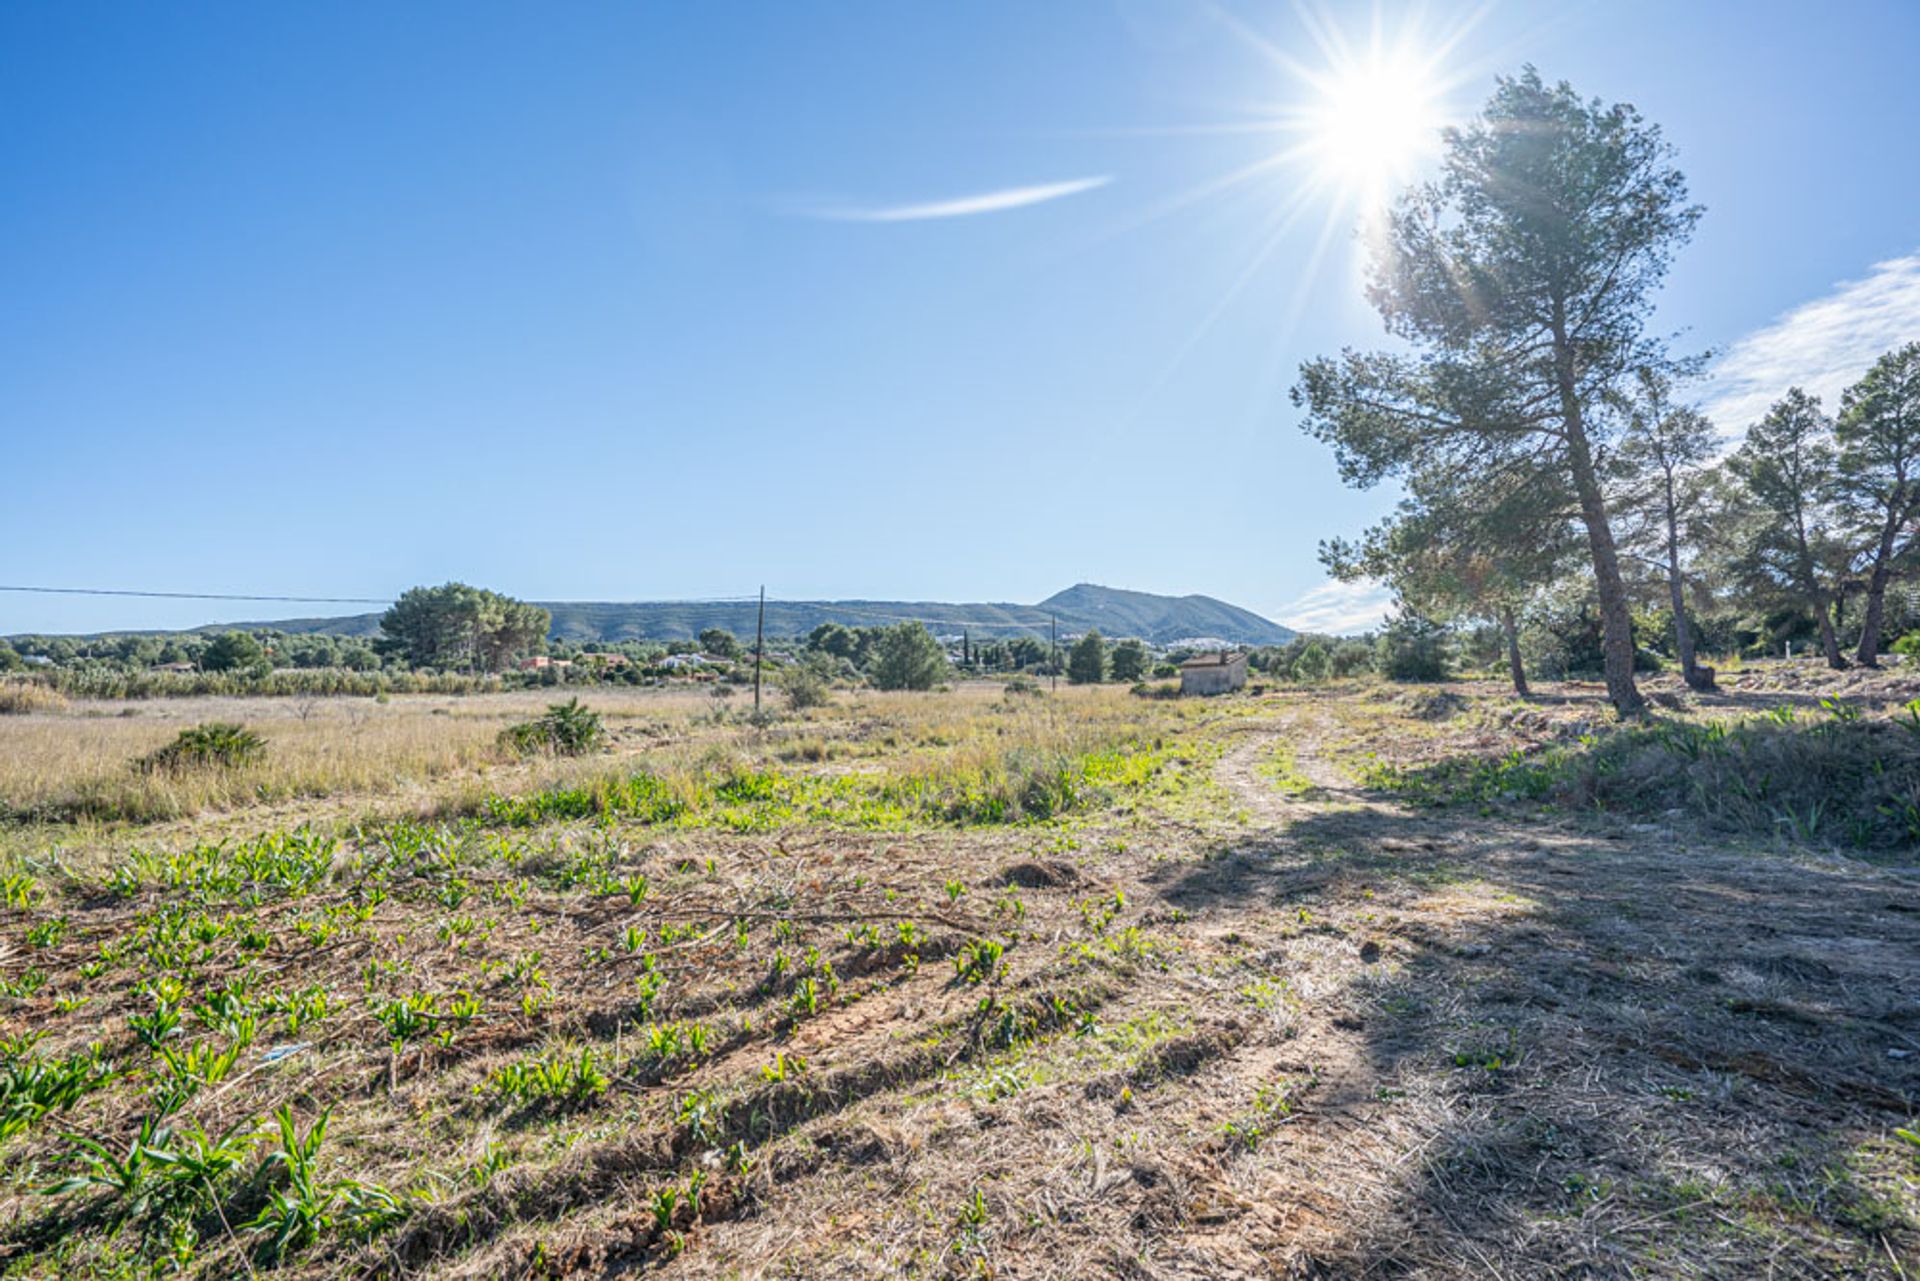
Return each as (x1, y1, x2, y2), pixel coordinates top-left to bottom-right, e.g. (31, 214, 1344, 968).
(1157, 789, 1920, 1274)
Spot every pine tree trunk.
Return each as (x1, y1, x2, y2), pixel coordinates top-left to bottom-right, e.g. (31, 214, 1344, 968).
(1816, 596, 1846, 669)
(1665, 512, 1713, 691)
(1567, 427, 1645, 715)
(1501, 605, 1529, 697)
(1555, 312, 1643, 716)
(1855, 518, 1900, 666)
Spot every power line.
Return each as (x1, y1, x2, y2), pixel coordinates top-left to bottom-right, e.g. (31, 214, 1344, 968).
(0, 585, 765, 607)
(0, 585, 393, 605)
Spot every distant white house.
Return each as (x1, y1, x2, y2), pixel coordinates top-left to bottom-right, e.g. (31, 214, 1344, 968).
(1179, 650, 1247, 696)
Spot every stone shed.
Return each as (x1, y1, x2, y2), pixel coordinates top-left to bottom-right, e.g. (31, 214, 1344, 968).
(1179, 650, 1248, 696)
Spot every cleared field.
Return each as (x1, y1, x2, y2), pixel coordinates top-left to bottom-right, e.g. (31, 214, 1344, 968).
(0, 679, 1914, 1278)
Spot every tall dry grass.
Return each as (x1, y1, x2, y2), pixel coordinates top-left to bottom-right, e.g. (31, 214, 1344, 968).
(0, 681, 1211, 826)
(0, 687, 716, 822)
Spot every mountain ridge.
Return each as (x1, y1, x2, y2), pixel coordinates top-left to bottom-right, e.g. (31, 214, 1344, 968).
(136, 584, 1296, 647)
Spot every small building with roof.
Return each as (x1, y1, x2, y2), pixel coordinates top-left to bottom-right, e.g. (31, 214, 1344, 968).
(1179, 650, 1247, 696)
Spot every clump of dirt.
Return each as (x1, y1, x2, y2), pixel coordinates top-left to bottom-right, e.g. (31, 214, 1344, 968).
(1392, 689, 1467, 720)
(1001, 859, 1080, 889)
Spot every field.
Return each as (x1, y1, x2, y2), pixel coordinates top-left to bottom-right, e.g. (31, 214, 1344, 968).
(0, 673, 1915, 1278)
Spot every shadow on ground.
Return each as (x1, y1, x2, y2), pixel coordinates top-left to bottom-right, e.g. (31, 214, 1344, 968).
(1152, 783, 1920, 1276)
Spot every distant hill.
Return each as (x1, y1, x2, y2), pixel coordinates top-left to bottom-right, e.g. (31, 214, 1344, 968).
(217, 584, 1295, 647)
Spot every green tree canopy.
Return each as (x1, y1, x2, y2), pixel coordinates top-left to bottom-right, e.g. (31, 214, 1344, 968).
(698, 628, 741, 659)
(201, 630, 268, 674)
(1109, 637, 1149, 683)
(1067, 630, 1107, 684)
(1835, 341, 1920, 665)
(379, 583, 550, 673)
(867, 623, 947, 691)
(1725, 390, 1850, 668)
(805, 622, 858, 660)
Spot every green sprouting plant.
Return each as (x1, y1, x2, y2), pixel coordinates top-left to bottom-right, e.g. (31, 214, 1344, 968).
(129, 1002, 183, 1050)
(650, 1185, 679, 1233)
(245, 1106, 401, 1258)
(434, 992, 481, 1048)
(953, 938, 1006, 986)
(466, 1143, 510, 1188)
(944, 879, 966, 903)
(632, 969, 666, 1022)
(270, 986, 334, 1037)
(0, 1043, 112, 1144)
(675, 1087, 722, 1147)
(372, 993, 436, 1050)
(0, 969, 48, 999)
(43, 1117, 170, 1221)
(0, 874, 38, 910)
(618, 874, 651, 905)
(25, 917, 66, 949)
(957, 1186, 988, 1228)
(789, 976, 822, 1018)
(143, 1114, 263, 1216)
(487, 1047, 611, 1109)
(1818, 695, 1862, 723)
(622, 924, 650, 953)
(157, 1039, 246, 1091)
(760, 1050, 808, 1083)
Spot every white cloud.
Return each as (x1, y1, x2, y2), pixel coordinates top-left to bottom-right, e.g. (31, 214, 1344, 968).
(800, 176, 1111, 223)
(1276, 579, 1394, 635)
(1703, 252, 1920, 431)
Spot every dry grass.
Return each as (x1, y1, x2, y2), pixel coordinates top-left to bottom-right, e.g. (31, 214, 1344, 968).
(0, 678, 1912, 1278)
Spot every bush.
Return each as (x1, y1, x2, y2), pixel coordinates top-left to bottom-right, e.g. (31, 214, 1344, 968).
(0, 683, 67, 715)
(1003, 675, 1043, 699)
(139, 723, 266, 773)
(784, 663, 834, 710)
(501, 698, 604, 757)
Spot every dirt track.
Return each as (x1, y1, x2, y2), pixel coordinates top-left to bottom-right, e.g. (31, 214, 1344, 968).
(1148, 699, 1920, 1276)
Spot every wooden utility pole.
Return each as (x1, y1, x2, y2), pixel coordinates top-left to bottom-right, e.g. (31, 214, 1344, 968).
(753, 585, 766, 714)
(1050, 614, 1058, 692)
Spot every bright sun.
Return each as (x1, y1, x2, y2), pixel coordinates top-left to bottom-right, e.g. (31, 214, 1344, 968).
(1304, 51, 1446, 202)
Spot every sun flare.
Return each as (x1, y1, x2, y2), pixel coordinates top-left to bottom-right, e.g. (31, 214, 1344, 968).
(1304, 51, 1446, 201)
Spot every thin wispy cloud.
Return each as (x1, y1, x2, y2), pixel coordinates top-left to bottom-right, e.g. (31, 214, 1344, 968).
(799, 176, 1112, 223)
(1277, 578, 1393, 635)
(1703, 252, 1920, 430)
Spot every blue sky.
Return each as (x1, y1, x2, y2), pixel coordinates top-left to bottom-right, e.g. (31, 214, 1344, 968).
(5, 1, 1919, 635)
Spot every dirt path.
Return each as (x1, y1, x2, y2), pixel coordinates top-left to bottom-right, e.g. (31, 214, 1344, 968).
(1176, 698, 1920, 1277)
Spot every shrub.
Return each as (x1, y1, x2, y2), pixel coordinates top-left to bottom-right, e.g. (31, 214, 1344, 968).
(500, 698, 604, 757)
(784, 665, 834, 710)
(138, 723, 266, 774)
(0, 683, 66, 715)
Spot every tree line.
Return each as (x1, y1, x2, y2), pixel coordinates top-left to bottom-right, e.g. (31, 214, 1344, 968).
(1295, 68, 1920, 712)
